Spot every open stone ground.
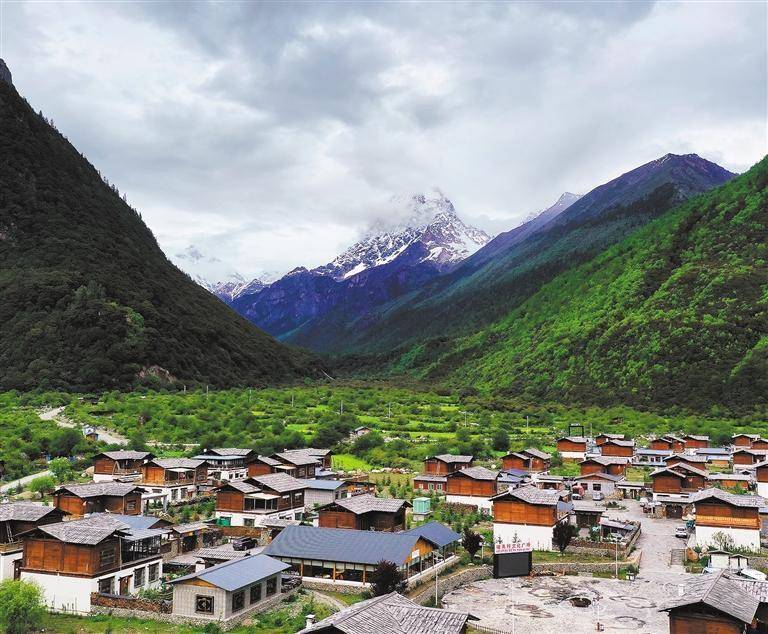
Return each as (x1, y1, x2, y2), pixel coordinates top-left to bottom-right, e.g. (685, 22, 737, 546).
(442, 573, 692, 633)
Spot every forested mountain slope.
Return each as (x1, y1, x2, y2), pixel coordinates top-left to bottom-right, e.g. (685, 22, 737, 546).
(411, 156, 768, 411)
(318, 154, 734, 358)
(0, 74, 320, 391)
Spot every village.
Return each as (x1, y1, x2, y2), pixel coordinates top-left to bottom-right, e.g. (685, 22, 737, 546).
(3, 425, 768, 633)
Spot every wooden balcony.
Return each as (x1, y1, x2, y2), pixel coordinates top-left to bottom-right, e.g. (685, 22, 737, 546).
(696, 515, 760, 529)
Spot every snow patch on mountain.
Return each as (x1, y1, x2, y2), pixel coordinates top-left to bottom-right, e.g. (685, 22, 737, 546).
(314, 189, 491, 281)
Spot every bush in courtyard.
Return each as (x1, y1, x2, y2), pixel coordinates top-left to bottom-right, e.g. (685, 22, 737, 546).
(369, 560, 406, 596)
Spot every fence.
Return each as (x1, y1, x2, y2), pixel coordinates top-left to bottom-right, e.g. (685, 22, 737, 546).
(468, 623, 512, 634)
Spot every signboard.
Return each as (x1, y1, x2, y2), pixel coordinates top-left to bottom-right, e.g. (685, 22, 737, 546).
(494, 541, 532, 554)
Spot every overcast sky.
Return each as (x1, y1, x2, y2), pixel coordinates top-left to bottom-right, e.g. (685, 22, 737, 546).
(1, 1, 766, 280)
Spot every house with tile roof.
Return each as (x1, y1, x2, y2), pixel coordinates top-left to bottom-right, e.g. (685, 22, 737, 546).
(572, 472, 624, 498)
(19, 514, 165, 613)
(298, 591, 475, 634)
(318, 494, 410, 532)
(501, 448, 551, 472)
(555, 436, 587, 461)
(595, 433, 625, 446)
(170, 554, 290, 624)
(600, 438, 635, 458)
(445, 467, 499, 511)
(491, 485, 571, 551)
(423, 454, 474, 476)
(140, 458, 208, 505)
(193, 448, 257, 483)
(692, 488, 766, 551)
(215, 473, 307, 527)
(92, 451, 154, 483)
(579, 456, 630, 477)
(53, 482, 147, 517)
(682, 434, 710, 449)
(0, 503, 67, 582)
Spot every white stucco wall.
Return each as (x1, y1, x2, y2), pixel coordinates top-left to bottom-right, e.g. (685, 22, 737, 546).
(757, 482, 768, 499)
(559, 451, 585, 461)
(22, 558, 163, 614)
(695, 525, 760, 551)
(214, 509, 300, 527)
(493, 522, 554, 551)
(93, 474, 117, 483)
(0, 549, 22, 581)
(445, 494, 493, 512)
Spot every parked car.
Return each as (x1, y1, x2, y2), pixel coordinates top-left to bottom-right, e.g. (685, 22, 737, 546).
(571, 493, 582, 501)
(674, 526, 688, 538)
(592, 492, 605, 502)
(232, 536, 256, 551)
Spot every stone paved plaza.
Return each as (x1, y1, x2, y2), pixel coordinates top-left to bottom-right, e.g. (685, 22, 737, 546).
(441, 572, 692, 633)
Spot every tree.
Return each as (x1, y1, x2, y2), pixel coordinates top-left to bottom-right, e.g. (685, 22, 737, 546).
(128, 430, 148, 452)
(28, 475, 56, 498)
(369, 560, 405, 596)
(553, 521, 577, 555)
(47, 457, 72, 482)
(0, 580, 45, 634)
(462, 529, 482, 560)
(491, 428, 509, 452)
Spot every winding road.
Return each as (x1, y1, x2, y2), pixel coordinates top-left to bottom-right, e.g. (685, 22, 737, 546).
(39, 406, 129, 446)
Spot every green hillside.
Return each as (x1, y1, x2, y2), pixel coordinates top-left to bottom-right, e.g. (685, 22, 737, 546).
(0, 78, 320, 392)
(397, 156, 768, 411)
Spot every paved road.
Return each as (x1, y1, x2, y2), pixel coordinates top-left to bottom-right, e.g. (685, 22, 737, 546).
(39, 406, 128, 446)
(0, 469, 51, 494)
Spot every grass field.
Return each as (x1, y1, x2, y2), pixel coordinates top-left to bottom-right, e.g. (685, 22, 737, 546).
(332, 453, 373, 471)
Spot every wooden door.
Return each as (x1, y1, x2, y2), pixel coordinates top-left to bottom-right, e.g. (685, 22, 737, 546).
(119, 575, 131, 595)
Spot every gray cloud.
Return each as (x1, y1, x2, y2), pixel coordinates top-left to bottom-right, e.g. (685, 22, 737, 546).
(1, 0, 765, 280)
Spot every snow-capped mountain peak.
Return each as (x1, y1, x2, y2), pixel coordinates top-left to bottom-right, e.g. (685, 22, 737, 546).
(315, 190, 491, 280)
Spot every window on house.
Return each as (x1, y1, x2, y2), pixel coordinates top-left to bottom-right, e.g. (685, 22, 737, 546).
(266, 577, 277, 596)
(98, 577, 114, 594)
(195, 595, 214, 614)
(232, 590, 245, 612)
(148, 563, 160, 581)
(134, 567, 145, 587)
(244, 518, 255, 527)
(125, 500, 136, 511)
(99, 547, 116, 569)
(428, 484, 434, 490)
(593, 484, 602, 491)
(250, 583, 262, 604)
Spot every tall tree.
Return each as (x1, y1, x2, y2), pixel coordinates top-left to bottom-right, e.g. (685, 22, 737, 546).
(553, 522, 577, 555)
(369, 560, 405, 596)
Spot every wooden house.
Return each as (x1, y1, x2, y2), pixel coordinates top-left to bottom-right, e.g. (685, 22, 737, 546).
(19, 514, 164, 613)
(0, 503, 66, 582)
(300, 591, 475, 634)
(247, 455, 282, 477)
(660, 570, 760, 634)
(664, 454, 709, 473)
(571, 500, 606, 529)
(445, 467, 498, 511)
(501, 452, 531, 472)
(692, 488, 765, 551)
(215, 473, 307, 527)
(600, 439, 635, 458)
(194, 448, 256, 483)
(694, 447, 732, 467)
(520, 448, 551, 472)
(682, 434, 710, 450)
(579, 456, 629, 477)
(141, 458, 207, 505)
(270, 451, 321, 479)
(649, 465, 707, 497)
(732, 448, 768, 466)
(649, 435, 685, 452)
(413, 474, 448, 493)
(170, 554, 290, 625)
(92, 451, 153, 483)
(423, 454, 474, 475)
(264, 523, 460, 585)
(555, 437, 587, 461)
(595, 433, 624, 446)
(732, 433, 761, 447)
(753, 438, 768, 451)
(755, 460, 768, 498)
(54, 483, 146, 517)
(318, 494, 409, 532)
(491, 485, 570, 551)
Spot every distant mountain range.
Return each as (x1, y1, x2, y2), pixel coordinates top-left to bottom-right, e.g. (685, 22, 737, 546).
(224, 191, 491, 339)
(0, 61, 321, 392)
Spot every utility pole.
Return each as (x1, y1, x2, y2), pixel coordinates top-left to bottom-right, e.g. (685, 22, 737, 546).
(248, 388, 251, 403)
(526, 415, 529, 431)
(387, 402, 391, 419)
(339, 400, 344, 415)
(291, 393, 294, 408)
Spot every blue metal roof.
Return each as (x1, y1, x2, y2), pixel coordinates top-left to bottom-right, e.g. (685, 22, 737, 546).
(264, 525, 421, 566)
(300, 478, 347, 491)
(170, 554, 289, 591)
(404, 521, 460, 548)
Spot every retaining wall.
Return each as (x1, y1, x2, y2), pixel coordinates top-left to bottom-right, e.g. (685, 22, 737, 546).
(410, 565, 492, 605)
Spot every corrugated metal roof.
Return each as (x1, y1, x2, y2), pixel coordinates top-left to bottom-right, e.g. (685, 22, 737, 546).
(300, 479, 347, 491)
(403, 521, 461, 548)
(264, 525, 421, 566)
(171, 554, 289, 591)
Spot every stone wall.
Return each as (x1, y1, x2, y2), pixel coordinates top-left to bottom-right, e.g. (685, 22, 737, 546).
(531, 549, 642, 575)
(301, 579, 366, 594)
(90, 587, 298, 631)
(91, 593, 170, 613)
(410, 565, 492, 606)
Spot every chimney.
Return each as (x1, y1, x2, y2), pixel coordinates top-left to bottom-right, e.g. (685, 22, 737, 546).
(305, 614, 316, 629)
(0, 59, 11, 86)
